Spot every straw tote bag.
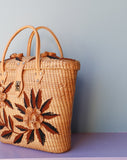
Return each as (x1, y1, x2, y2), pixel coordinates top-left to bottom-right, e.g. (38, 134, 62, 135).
(0, 25, 80, 153)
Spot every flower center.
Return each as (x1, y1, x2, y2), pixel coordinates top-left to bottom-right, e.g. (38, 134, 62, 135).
(23, 107, 43, 129)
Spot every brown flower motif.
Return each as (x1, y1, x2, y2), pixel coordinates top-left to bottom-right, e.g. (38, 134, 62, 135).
(24, 107, 43, 129)
(14, 89, 59, 145)
(0, 82, 13, 109)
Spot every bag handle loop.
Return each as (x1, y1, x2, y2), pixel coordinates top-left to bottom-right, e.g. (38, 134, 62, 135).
(1, 25, 41, 75)
(27, 26, 63, 58)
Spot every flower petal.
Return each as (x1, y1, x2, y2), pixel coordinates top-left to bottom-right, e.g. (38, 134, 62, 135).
(24, 91, 30, 108)
(36, 128, 45, 145)
(14, 115, 23, 122)
(15, 103, 25, 114)
(14, 133, 23, 144)
(4, 99, 13, 109)
(40, 98, 52, 113)
(27, 129, 34, 144)
(0, 121, 5, 129)
(3, 82, 13, 93)
(16, 125, 28, 131)
(35, 90, 42, 109)
(42, 112, 59, 119)
(1, 130, 12, 139)
(42, 121, 59, 134)
(8, 116, 14, 131)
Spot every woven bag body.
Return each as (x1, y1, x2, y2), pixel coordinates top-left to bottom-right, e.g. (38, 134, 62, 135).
(0, 26, 80, 153)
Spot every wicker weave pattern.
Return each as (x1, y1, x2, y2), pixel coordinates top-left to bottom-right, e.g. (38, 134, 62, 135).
(2, 57, 80, 70)
(0, 26, 80, 153)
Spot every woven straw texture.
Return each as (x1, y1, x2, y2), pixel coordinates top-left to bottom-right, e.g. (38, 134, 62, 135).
(0, 26, 80, 153)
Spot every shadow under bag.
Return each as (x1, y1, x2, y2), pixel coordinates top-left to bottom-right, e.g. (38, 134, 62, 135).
(0, 25, 80, 153)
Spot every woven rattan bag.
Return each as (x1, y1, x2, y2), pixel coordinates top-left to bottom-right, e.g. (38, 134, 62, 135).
(0, 25, 80, 153)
